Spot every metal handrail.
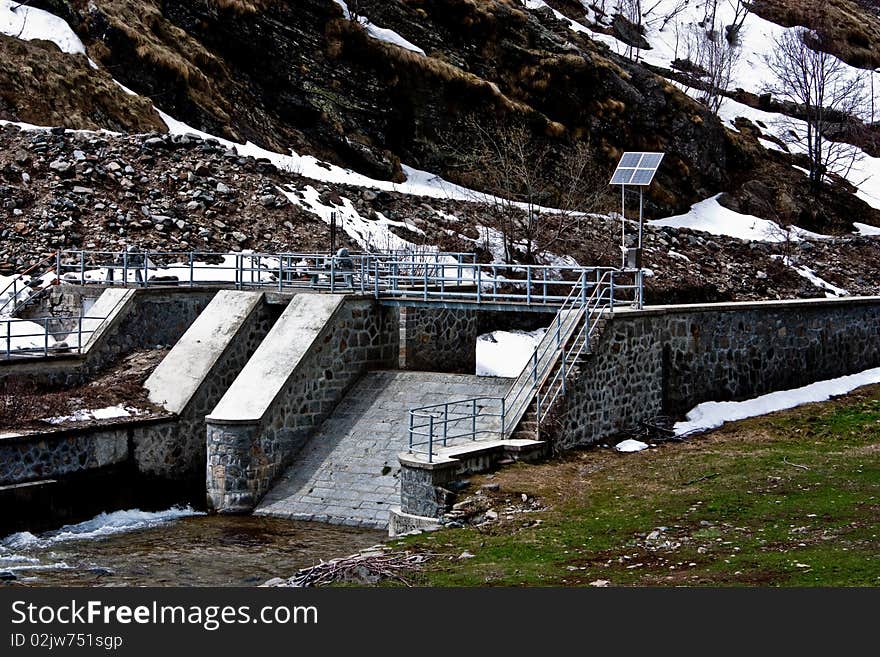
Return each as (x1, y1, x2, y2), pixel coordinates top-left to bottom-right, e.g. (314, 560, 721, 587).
(0, 252, 58, 316)
(408, 397, 506, 463)
(53, 249, 640, 309)
(405, 271, 621, 460)
(1, 314, 108, 360)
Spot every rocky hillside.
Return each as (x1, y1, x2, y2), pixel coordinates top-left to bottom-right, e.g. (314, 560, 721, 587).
(1, 0, 880, 303)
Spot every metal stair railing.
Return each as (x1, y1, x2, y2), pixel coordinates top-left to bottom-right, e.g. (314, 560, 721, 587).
(531, 272, 615, 431)
(0, 252, 58, 317)
(405, 271, 617, 461)
(502, 270, 615, 438)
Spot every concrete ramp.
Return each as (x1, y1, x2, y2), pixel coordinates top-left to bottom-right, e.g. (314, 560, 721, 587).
(255, 371, 511, 529)
(205, 295, 398, 513)
(145, 290, 266, 414)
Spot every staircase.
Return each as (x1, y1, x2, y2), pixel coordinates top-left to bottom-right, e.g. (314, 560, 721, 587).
(404, 270, 617, 460)
(508, 312, 608, 441)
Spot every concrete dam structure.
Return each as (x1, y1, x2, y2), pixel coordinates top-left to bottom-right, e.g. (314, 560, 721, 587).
(2, 252, 879, 533)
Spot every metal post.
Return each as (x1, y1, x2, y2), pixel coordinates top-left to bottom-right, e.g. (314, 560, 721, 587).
(580, 272, 587, 307)
(532, 348, 538, 384)
(77, 313, 83, 353)
(55, 251, 61, 281)
(330, 211, 337, 255)
(423, 266, 428, 302)
(143, 250, 149, 287)
(330, 257, 336, 293)
(408, 413, 414, 453)
(621, 185, 626, 269)
(5, 320, 10, 359)
(428, 415, 434, 464)
(79, 251, 85, 285)
(526, 267, 532, 305)
(374, 260, 380, 298)
(501, 397, 506, 438)
(189, 252, 194, 287)
(471, 398, 477, 441)
(638, 187, 644, 250)
(442, 405, 448, 447)
(561, 357, 567, 394)
(476, 267, 482, 304)
(43, 318, 49, 356)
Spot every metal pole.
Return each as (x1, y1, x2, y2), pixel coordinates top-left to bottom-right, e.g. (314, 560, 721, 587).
(330, 211, 337, 255)
(79, 251, 85, 284)
(428, 415, 434, 464)
(621, 185, 626, 269)
(443, 405, 448, 447)
(189, 252, 194, 287)
(408, 413, 414, 453)
(471, 399, 477, 441)
(526, 267, 532, 305)
(143, 250, 149, 287)
(55, 251, 61, 281)
(44, 318, 49, 356)
(5, 320, 10, 359)
(501, 397, 506, 437)
(638, 187, 644, 250)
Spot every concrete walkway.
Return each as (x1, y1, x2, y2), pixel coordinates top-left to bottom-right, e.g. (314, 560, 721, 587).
(255, 371, 511, 529)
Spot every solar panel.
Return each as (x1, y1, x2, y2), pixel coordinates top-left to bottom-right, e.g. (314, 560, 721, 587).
(609, 152, 665, 187)
(610, 168, 635, 185)
(619, 152, 643, 168)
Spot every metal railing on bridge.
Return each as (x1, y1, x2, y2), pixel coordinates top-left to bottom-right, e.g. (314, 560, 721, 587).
(54, 250, 642, 308)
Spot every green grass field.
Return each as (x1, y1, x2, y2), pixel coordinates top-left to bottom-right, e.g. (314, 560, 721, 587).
(392, 385, 880, 586)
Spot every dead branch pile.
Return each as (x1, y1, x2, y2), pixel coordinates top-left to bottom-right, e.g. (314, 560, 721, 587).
(283, 551, 433, 588)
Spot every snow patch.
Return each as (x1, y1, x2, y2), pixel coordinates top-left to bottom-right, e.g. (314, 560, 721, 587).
(476, 328, 546, 377)
(674, 366, 880, 436)
(614, 439, 650, 453)
(651, 194, 828, 243)
(45, 405, 144, 425)
(854, 222, 880, 237)
(0, 0, 86, 55)
(333, 0, 425, 54)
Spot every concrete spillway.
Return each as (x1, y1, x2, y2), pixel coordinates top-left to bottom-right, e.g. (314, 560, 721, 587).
(255, 371, 511, 529)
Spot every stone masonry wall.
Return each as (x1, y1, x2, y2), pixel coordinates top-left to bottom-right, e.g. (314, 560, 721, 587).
(398, 306, 478, 374)
(207, 299, 399, 512)
(0, 418, 173, 486)
(133, 302, 283, 481)
(560, 298, 880, 448)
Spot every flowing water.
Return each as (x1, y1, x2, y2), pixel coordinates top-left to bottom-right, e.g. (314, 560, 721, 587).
(0, 507, 385, 587)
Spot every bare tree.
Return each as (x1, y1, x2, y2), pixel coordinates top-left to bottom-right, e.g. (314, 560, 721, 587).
(765, 27, 867, 189)
(684, 22, 740, 114)
(445, 117, 605, 263)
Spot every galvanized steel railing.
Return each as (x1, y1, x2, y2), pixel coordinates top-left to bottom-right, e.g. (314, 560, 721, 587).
(407, 397, 507, 461)
(1, 314, 105, 359)
(52, 250, 642, 308)
(406, 270, 622, 461)
(0, 252, 59, 317)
